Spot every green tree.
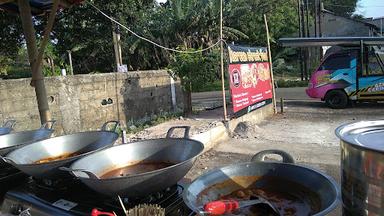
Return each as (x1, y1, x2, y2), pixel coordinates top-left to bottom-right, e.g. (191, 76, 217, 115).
(322, 0, 359, 17)
(169, 48, 220, 115)
(225, 0, 298, 54)
(53, 0, 156, 73)
(157, 0, 248, 114)
(0, 12, 23, 57)
(0, 12, 23, 76)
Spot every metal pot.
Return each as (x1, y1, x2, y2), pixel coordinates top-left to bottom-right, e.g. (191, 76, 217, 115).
(61, 126, 204, 197)
(183, 150, 340, 216)
(0, 120, 16, 136)
(1, 121, 119, 179)
(0, 120, 55, 156)
(336, 120, 384, 215)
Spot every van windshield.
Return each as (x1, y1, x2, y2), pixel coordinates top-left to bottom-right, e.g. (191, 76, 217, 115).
(320, 54, 350, 71)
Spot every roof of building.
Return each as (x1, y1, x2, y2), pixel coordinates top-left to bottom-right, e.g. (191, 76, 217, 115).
(279, 37, 384, 47)
(0, 0, 83, 15)
(322, 8, 378, 29)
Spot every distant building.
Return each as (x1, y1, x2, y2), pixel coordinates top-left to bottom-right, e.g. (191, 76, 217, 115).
(321, 9, 379, 37)
(366, 17, 384, 36)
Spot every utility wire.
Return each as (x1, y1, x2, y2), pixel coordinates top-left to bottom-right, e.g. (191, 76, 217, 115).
(87, 1, 221, 54)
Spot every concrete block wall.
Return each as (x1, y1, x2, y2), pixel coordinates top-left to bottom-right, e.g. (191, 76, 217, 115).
(0, 70, 183, 135)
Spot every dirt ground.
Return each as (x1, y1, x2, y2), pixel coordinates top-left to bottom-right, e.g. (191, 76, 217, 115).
(125, 97, 384, 215)
(186, 100, 384, 216)
(125, 108, 225, 142)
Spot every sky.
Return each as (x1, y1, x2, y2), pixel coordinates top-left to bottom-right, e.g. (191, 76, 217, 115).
(355, 0, 384, 18)
(155, 0, 383, 19)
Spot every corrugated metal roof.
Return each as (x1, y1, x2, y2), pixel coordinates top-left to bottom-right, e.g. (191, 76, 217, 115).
(279, 37, 384, 47)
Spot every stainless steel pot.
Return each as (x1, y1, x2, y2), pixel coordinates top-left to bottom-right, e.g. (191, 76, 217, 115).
(0, 120, 16, 136)
(336, 120, 384, 216)
(61, 126, 204, 197)
(0, 120, 55, 156)
(184, 150, 340, 216)
(1, 121, 119, 179)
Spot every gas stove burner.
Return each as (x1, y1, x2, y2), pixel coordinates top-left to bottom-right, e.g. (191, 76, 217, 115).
(0, 180, 193, 216)
(0, 166, 28, 198)
(104, 185, 182, 210)
(0, 166, 19, 179)
(30, 177, 79, 191)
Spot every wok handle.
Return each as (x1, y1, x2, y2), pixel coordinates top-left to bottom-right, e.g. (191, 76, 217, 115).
(101, 121, 120, 133)
(0, 156, 17, 166)
(166, 126, 191, 139)
(40, 120, 56, 130)
(59, 167, 100, 179)
(3, 120, 16, 128)
(251, 149, 295, 164)
(91, 209, 115, 216)
(204, 200, 240, 215)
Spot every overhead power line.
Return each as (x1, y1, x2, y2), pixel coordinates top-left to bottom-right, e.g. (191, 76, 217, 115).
(87, 1, 221, 54)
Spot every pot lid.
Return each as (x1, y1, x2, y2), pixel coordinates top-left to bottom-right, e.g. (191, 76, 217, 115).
(335, 120, 384, 152)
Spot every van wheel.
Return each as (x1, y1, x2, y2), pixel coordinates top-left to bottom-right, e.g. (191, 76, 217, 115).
(325, 90, 348, 109)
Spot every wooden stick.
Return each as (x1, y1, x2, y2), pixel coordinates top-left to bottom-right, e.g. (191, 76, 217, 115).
(117, 195, 129, 216)
(263, 14, 277, 114)
(280, 97, 284, 113)
(32, 0, 60, 76)
(220, 0, 228, 121)
(18, 0, 54, 124)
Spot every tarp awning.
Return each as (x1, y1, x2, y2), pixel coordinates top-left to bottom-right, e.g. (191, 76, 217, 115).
(0, 0, 83, 15)
(279, 37, 384, 47)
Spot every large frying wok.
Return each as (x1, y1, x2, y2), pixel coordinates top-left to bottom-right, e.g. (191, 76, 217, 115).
(0, 120, 55, 156)
(61, 126, 204, 197)
(1, 121, 119, 179)
(0, 120, 16, 136)
(184, 150, 340, 216)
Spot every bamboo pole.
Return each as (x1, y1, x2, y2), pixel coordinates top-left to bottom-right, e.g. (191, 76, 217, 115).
(67, 50, 74, 75)
(220, 0, 228, 121)
(112, 30, 120, 70)
(18, 0, 59, 124)
(32, 0, 60, 76)
(263, 14, 277, 114)
(116, 27, 123, 66)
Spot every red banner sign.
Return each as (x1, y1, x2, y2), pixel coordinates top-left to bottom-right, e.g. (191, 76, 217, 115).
(228, 45, 272, 113)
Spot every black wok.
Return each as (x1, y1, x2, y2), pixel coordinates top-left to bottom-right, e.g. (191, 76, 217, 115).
(0, 120, 55, 157)
(0, 120, 16, 136)
(183, 150, 340, 216)
(61, 126, 204, 197)
(1, 121, 119, 179)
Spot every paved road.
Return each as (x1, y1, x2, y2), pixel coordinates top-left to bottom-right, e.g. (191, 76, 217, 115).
(192, 87, 311, 109)
(275, 87, 308, 100)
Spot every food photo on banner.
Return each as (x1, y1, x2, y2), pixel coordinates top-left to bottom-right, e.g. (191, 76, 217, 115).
(227, 45, 273, 117)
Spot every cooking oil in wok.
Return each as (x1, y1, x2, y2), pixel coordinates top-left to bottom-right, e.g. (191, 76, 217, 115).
(101, 161, 175, 179)
(200, 176, 321, 216)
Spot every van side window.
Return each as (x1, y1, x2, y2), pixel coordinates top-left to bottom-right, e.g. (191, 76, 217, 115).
(321, 55, 350, 70)
(364, 47, 384, 76)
